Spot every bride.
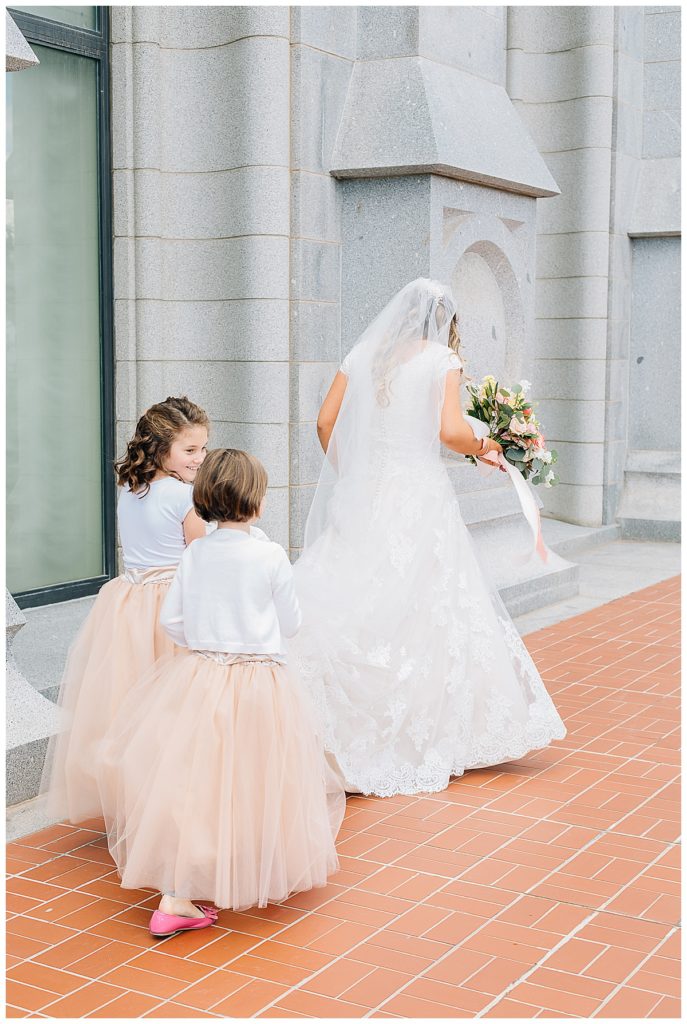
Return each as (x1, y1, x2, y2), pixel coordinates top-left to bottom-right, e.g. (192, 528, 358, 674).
(290, 278, 566, 797)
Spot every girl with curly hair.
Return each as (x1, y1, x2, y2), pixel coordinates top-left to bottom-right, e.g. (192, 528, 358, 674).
(43, 396, 209, 824)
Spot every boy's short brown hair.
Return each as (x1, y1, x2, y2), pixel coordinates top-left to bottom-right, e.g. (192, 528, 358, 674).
(193, 448, 268, 523)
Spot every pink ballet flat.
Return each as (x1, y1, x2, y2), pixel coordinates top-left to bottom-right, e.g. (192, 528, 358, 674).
(149, 904, 219, 939)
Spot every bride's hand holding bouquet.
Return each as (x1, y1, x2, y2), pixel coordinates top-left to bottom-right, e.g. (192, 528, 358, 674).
(474, 433, 505, 471)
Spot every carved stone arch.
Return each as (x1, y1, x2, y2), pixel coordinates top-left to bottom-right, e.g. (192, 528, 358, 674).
(436, 215, 529, 383)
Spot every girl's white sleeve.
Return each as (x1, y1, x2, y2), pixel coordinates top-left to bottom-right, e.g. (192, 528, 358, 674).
(174, 482, 195, 522)
(271, 548, 302, 639)
(159, 561, 187, 647)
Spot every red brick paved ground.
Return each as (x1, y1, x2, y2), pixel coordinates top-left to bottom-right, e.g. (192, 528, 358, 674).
(6, 576, 680, 1018)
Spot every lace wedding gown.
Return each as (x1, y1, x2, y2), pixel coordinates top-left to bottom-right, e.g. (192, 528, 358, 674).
(290, 282, 566, 798)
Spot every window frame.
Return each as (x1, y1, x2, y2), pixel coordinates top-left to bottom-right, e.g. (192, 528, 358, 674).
(8, 7, 115, 608)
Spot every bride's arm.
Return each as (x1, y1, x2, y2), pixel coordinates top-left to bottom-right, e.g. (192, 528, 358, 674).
(316, 371, 348, 453)
(440, 369, 502, 457)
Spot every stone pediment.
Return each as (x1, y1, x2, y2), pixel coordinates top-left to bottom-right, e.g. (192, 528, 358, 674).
(330, 56, 559, 198)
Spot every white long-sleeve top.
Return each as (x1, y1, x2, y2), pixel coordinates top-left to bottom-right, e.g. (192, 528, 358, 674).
(159, 526, 301, 658)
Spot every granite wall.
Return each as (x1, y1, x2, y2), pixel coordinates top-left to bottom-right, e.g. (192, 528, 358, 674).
(619, 6, 681, 539)
(509, 4, 681, 533)
(288, 7, 357, 553)
(111, 6, 292, 547)
(110, 2, 680, 562)
(110, 3, 565, 586)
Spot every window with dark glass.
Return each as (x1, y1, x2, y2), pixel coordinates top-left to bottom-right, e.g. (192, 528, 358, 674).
(6, 6, 113, 607)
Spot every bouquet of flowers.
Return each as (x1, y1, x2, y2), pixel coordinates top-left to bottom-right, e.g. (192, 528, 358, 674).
(464, 376, 558, 487)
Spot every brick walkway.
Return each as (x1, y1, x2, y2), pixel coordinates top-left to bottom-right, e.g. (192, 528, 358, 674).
(6, 577, 680, 1019)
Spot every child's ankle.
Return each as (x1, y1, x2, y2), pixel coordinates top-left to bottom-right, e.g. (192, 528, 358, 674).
(159, 893, 194, 915)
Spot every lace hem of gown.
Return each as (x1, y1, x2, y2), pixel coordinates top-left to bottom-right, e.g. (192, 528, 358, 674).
(298, 620, 567, 798)
(335, 710, 567, 798)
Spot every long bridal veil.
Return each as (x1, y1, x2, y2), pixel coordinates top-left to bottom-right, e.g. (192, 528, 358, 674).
(304, 278, 460, 549)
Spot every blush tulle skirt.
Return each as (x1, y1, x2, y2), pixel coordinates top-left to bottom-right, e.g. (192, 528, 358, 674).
(97, 651, 345, 911)
(41, 567, 179, 824)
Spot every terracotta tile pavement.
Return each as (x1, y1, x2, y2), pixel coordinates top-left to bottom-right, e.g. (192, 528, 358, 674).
(5, 576, 680, 1018)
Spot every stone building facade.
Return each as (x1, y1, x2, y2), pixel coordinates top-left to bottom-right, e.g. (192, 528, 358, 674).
(7, 5, 681, 806)
(510, 5, 680, 538)
(112, 4, 680, 560)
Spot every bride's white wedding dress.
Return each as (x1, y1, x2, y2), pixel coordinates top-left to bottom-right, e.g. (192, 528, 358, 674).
(291, 279, 566, 797)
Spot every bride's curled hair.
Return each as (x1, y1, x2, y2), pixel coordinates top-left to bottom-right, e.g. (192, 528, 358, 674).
(115, 396, 209, 496)
(442, 304, 469, 380)
(371, 282, 467, 405)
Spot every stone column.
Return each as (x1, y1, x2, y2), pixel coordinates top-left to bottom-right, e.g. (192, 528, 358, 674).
(111, 5, 291, 545)
(508, 6, 617, 528)
(288, 7, 357, 557)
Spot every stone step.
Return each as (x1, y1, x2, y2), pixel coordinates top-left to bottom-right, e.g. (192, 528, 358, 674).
(499, 562, 579, 618)
(467, 513, 580, 618)
(541, 519, 621, 558)
(470, 518, 633, 619)
(14, 594, 94, 699)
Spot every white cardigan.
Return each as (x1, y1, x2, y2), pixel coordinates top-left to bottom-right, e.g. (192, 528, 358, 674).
(160, 526, 301, 657)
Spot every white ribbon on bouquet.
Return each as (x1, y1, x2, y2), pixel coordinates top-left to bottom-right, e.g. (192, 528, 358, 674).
(465, 415, 548, 565)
